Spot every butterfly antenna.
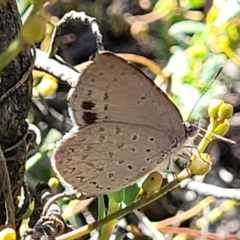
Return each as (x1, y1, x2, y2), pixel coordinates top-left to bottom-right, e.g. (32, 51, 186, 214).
(188, 66, 223, 121)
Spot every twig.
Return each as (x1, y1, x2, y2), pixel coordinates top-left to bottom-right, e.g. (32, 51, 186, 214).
(0, 144, 15, 228)
(23, 182, 76, 239)
(35, 49, 80, 87)
(152, 196, 215, 228)
(133, 211, 165, 240)
(49, 11, 104, 58)
(180, 179, 240, 199)
(42, 192, 77, 216)
(159, 226, 236, 240)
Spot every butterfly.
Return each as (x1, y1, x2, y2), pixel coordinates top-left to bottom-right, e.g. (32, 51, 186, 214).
(51, 51, 195, 196)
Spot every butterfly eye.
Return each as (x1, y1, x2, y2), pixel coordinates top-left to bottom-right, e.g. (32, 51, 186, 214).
(184, 121, 199, 139)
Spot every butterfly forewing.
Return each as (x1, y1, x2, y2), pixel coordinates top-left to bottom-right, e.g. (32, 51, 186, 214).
(69, 52, 184, 138)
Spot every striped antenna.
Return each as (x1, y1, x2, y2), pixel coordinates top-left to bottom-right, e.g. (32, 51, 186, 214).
(188, 66, 223, 121)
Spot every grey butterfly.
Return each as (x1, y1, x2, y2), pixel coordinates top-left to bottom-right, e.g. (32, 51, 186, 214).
(51, 51, 195, 196)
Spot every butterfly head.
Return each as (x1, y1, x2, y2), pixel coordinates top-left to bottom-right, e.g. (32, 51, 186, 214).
(184, 121, 199, 140)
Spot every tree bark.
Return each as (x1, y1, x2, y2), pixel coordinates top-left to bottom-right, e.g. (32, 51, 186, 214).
(0, 0, 34, 235)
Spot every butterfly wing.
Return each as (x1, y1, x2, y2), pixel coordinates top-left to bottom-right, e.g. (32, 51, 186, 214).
(68, 52, 185, 138)
(52, 122, 177, 195)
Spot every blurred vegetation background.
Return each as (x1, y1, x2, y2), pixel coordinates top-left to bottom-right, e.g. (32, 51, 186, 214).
(5, 0, 240, 239)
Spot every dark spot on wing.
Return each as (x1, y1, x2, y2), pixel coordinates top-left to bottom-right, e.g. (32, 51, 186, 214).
(115, 127, 121, 134)
(82, 112, 98, 124)
(98, 127, 105, 132)
(128, 165, 133, 170)
(68, 167, 76, 174)
(81, 155, 88, 160)
(90, 181, 97, 185)
(108, 173, 114, 179)
(104, 93, 108, 100)
(98, 135, 105, 142)
(96, 167, 104, 172)
(132, 135, 137, 140)
(86, 162, 94, 167)
(86, 145, 92, 151)
(81, 101, 95, 110)
(76, 176, 85, 183)
(104, 104, 108, 111)
(117, 143, 125, 149)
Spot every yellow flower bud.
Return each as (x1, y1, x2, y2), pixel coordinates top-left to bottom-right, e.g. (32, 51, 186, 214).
(218, 103, 233, 119)
(188, 153, 212, 176)
(213, 119, 230, 136)
(208, 99, 224, 118)
(142, 172, 163, 194)
(0, 228, 16, 240)
(35, 74, 58, 97)
(48, 177, 59, 189)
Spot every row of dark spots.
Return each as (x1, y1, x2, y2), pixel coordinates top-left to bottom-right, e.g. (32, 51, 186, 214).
(88, 181, 112, 191)
(81, 100, 97, 125)
(132, 135, 154, 143)
(90, 76, 117, 83)
(82, 69, 119, 121)
(137, 94, 147, 104)
(81, 72, 121, 125)
(81, 97, 108, 125)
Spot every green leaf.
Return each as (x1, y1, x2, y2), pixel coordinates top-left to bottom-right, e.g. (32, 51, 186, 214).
(123, 183, 140, 205)
(98, 196, 106, 238)
(16, 0, 31, 15)
(108, 188, 125, 203)
(116, 233, 126, 240)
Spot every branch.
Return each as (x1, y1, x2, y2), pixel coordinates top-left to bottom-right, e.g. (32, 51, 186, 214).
(0, 145, 15, 228)
(181, 179, 240, 199)
(35, 49, 80, 87)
